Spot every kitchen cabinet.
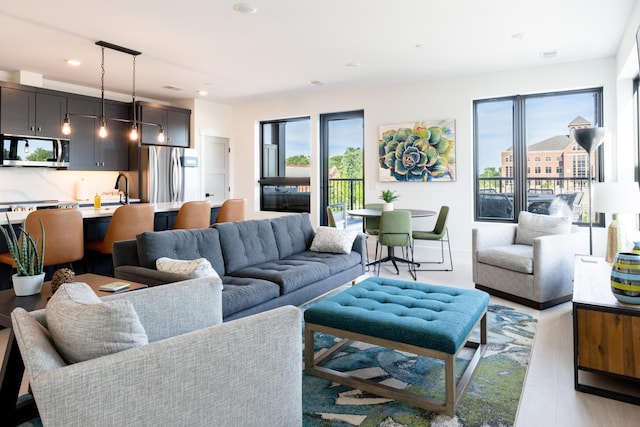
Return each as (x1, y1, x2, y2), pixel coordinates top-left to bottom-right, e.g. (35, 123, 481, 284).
(67, 96, 130, 171)
(0, 86, 67, 138)
(137, 102, 190, 147)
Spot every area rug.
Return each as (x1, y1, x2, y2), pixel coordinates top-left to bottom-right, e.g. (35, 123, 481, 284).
(302, 303, 537, 427)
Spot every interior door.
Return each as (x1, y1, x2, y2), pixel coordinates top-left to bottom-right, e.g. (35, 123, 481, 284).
(203, 135, 229, 205)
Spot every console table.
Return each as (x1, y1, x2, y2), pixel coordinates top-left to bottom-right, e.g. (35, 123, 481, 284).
(573, 256, 640, 404)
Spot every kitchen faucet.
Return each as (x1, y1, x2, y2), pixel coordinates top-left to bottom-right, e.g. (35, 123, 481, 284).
(115, 173, 129, 205)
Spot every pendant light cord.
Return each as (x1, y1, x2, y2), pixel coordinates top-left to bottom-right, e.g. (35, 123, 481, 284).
(101, 46, 106, 125)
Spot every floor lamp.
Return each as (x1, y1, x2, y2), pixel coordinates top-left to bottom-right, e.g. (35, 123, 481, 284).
(573, 127, 607, 255)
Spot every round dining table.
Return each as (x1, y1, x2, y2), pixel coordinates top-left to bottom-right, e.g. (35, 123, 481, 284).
(346, 208, 436, 276)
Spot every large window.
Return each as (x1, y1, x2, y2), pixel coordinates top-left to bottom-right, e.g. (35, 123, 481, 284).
(474, 88, 603, 224)
(260, 117, 311, 212)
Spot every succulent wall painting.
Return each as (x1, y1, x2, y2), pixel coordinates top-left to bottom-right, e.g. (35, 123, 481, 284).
(378, 119, 456, 182)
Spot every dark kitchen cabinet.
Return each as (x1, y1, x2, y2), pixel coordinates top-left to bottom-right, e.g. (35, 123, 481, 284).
(67, 96, 129, 171)
(0, 87, 67, 138)
(138, 102, 190, 147)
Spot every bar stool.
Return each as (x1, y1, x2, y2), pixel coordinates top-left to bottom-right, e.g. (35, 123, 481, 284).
(0, 208, 84, 280)
(173, 201, 212, 229)
(85, 204, 154, 273)
(215, 198, 246, 223)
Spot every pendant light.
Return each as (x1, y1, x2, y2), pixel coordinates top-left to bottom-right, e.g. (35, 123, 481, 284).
(61, 41, 165, 143)
(98, 45, 108, 139)
(129, 54, 139, 141)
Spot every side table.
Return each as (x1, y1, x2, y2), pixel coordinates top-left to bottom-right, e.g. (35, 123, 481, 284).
(0, 274, 147, 425)
(573, 255, 640, 405)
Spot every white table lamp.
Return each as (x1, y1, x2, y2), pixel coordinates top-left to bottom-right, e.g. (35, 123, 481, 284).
(593, 182, 640, 262)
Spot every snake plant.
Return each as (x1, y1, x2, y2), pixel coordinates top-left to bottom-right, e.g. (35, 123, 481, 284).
(0, 214, 45, 276)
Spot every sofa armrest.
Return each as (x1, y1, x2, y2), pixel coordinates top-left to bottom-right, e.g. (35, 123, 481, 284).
(114, 265, 192, 286)
(22, 305, 302, 427)
(112, 239, 139, 269)
(532, 230, 588, 301)
(352, 232, 367, 271)
(472, 225, 517, 281)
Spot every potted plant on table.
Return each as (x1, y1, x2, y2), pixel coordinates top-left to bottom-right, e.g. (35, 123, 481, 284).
(0, 215, 45, 296)
(380, 189, 400, 211)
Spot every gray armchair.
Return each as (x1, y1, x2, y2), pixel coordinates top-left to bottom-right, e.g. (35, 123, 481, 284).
(11, 278, 302, 427)
(472, 212, 588, 309)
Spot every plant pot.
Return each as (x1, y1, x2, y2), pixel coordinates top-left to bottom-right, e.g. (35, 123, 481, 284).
(610, 252, 640, 304)
(383, 202, 394, 211)
(12, 272, 45, 297)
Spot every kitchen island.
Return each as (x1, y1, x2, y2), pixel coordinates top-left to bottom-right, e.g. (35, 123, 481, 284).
(0, 201, 221, 289)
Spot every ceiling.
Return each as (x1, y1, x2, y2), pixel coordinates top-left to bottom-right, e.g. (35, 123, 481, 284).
(0, 1, 636, 104)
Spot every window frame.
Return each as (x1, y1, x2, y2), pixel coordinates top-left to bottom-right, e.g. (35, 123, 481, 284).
(259, 116, 311, 213)
(473, 87, 604, 224)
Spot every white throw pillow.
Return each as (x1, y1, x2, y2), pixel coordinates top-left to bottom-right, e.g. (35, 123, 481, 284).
(310, 226, 358, 254)
(156, 257, 219, 279)
(45, 282, 148, 364)
(514, 211, 572, 246)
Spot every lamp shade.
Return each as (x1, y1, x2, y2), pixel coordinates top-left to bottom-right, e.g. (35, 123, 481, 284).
(593, 182, 640, 214)
(572, 127, 607, 153)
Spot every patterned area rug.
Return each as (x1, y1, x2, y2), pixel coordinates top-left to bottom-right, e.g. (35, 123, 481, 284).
(302, 303, 537, 427)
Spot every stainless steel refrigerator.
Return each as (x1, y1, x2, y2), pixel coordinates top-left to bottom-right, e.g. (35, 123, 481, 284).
(137, 145, 199, 203)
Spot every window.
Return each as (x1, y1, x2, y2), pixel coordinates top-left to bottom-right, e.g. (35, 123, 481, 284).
(260, 117, 311, 212)
(474, 88, 603, 223)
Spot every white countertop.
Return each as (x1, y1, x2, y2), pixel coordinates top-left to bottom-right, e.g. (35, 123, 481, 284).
(0, 201, 221, 225)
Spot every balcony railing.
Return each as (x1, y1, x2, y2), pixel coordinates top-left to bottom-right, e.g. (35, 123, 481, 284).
(328, 178, 364, 210)
(478, 176, 591, 223)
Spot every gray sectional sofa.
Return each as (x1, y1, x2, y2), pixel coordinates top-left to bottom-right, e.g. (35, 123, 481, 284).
(112, 213, 366, 320)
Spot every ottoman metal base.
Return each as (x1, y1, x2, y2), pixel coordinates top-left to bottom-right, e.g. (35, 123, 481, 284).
(304, 278, 488, 417)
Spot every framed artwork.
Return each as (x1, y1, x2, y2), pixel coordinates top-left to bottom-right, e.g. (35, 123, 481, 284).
(378, 119, 456, 182)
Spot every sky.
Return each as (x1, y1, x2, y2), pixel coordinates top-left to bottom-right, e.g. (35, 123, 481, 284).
(476, 91, 598, 171)
(284, 117, 363, 159)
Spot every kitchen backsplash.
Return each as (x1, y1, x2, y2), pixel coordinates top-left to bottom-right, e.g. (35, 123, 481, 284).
(0, 168, 127, 203)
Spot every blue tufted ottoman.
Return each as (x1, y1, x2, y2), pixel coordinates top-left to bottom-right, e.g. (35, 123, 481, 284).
(304, 277, 489, 417)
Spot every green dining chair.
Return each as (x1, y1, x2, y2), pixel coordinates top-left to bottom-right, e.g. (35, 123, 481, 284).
(364, 203, 383, 265)
(377, 210, 415, 280)
(326, 203, 347, 229)
(412, 206, 452, 272)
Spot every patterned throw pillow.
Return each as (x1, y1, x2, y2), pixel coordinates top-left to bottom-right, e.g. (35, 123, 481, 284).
(310, 226, 358, 254)
(45, 282, 148, 364)
(156, 257, 219, 279)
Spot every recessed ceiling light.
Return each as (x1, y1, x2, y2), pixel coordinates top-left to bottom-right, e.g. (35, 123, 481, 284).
(65, 59, 81, 66)
(233, 3, 257, 13)
(510, 32, 528, 41)
(310, 80, 323, 86)
(345, 62, 361, 69)
(163, 85, 184, 91)
(540, 50, 558, 59)
(198, 90, 209, 96)
(415, 44, 424, 49)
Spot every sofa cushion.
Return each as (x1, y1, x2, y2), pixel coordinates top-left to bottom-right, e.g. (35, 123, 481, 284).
(156, 257, 219, 280)
(310, 226, 359, 254)
(137, 228, 225, 276)
(270, 213, 315, 258)
(477, 244, 534, 274)
(286, 250, 362, 275)
(45, 282, 148, 364)
(221, 276, 281, 318)
(216, 219, 280, 273)
(515, 211, 572, 246)
(230, 259, 331, 294)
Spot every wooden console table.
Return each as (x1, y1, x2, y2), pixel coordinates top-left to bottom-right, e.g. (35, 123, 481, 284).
(0, 274, 147, 425)
(573, 256, 640, 405)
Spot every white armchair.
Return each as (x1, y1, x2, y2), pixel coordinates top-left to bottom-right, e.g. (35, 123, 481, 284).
(472, 212, 588, 309)
(11, 278, 302, 427)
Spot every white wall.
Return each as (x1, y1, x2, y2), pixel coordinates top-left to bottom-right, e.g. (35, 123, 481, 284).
(231, 58, 617, 255)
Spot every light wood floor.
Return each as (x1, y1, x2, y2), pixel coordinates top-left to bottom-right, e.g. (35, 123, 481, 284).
(2, 246, 640, 426)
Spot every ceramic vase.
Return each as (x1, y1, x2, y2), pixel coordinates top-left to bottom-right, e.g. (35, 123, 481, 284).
(12, 272, 45, 297)
(383, 203, 394, 211)
(610, 252, 640, 304)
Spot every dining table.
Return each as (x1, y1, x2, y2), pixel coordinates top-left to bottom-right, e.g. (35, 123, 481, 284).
(346, 208, 436, 274)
